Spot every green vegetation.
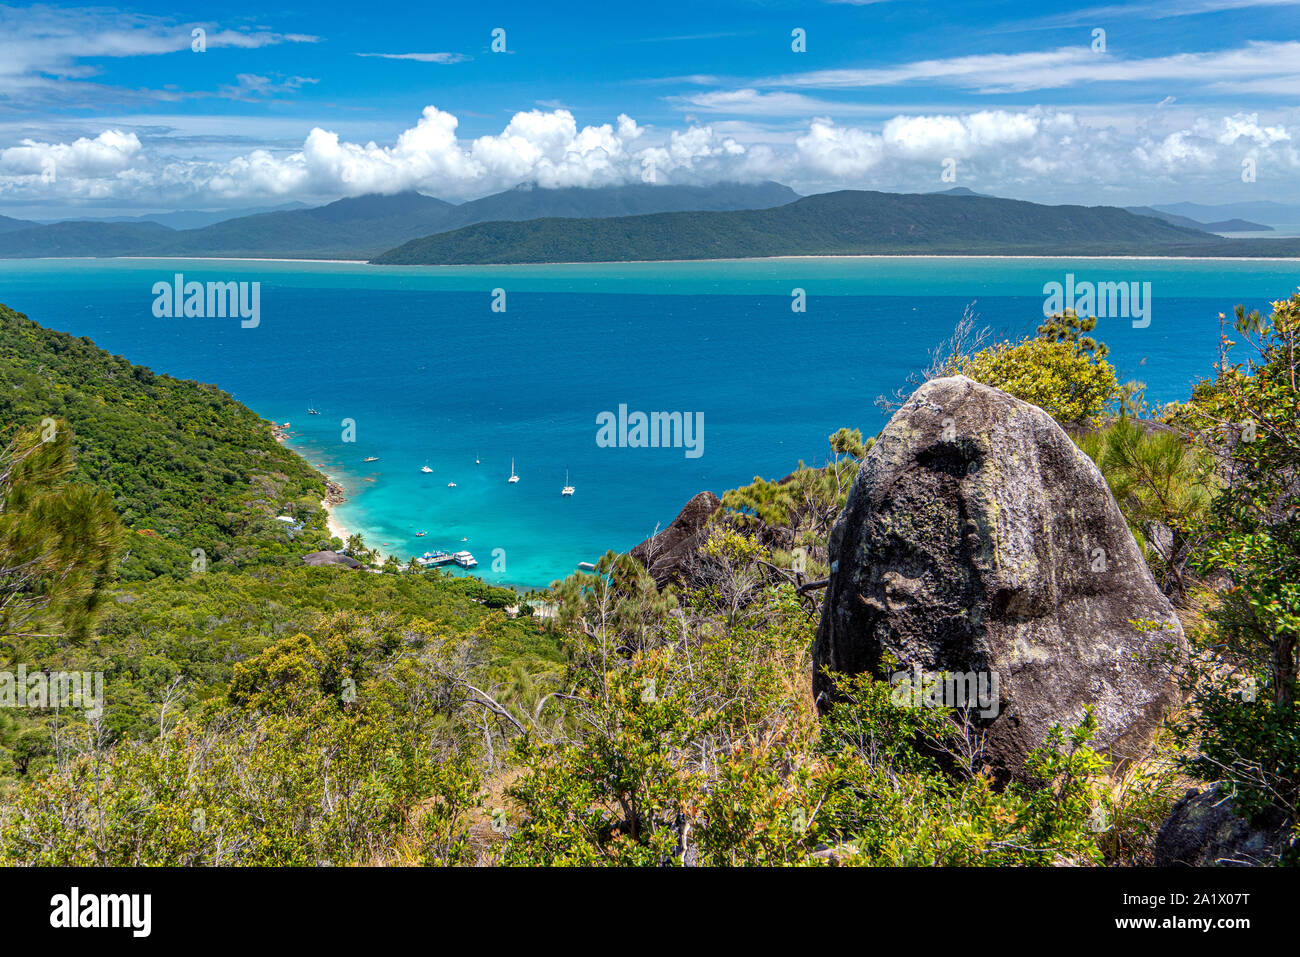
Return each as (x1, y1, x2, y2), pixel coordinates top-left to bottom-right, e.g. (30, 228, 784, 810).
(373, 190, 1300, 265)
(949, 311, 1121, 424)
(0, 303, 329, 580)
(1172, 295, 1300, 833)
(0, 291, 1296, 866)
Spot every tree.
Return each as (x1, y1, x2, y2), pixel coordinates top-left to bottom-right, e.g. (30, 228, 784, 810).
(947, 311, 1120, 425)
(1173, 293, 1300, 826)
(1075, 419, 1215, 599)
(1, 420, 121, 644)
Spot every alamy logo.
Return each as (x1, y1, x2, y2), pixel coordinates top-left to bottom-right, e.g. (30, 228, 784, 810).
(50, 887, 151, 937)
(0, 666, 103, 717)
(596, 404, 704, 459)
(1042, 273, 1151, 329)
(152, 274, 260, 328)
(890, 664, 1000, 718)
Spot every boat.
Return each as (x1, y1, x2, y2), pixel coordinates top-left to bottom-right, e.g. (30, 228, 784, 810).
(415, 550, 453, 568)
(475, 453, 480, 465)
(420, 464, 433, 474)
(447, 481, 457, 487)
(507, 458, 519, 483)
(308, 406, 320, 415)
(561, 468, 575, 497)
(452, 550, 477, 568)
(415, 531, 426, 537)
(578, 561, 597, 572)
(363, 456, 379, 463)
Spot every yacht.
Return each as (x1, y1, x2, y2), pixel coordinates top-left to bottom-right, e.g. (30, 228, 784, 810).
(561, 469, 575, 496)
(447, 481, 457, 488)
(363, 456, 379, 463)
(452, 550, 478, 568)
(421, 464, 433, 474)
(507, 458, 519, 483)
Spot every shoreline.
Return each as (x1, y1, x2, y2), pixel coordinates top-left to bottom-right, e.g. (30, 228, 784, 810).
(10, 251, 1300, 266)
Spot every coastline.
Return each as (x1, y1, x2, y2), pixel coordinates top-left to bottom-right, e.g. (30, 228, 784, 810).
(324, 499, 350, 544)
(12, 251, 1300, 267)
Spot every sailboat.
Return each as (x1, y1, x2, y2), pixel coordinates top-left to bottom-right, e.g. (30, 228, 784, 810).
(475, 451, 480, 465)
(561, 469, 575, 497)
(307, 404, 320, 415)
(507, 458, 519, 483)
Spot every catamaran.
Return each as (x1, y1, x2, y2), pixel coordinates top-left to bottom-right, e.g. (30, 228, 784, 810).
(507, 458, 519, 483)
(561, 469, 575, 496)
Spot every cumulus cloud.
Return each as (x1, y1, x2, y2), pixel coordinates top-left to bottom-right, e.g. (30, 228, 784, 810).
(0, 130, 142, 178)
(3, 105, 1298, 209)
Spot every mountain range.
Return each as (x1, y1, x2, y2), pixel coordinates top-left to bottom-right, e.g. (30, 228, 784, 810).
(372, 188, 1300, 264)
(0, 182, 798, 260)
(2, 181, 1296, 264)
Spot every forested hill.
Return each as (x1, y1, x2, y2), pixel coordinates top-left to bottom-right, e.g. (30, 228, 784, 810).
(0, 303, 328, 579)
(372, 188, 1300, 264)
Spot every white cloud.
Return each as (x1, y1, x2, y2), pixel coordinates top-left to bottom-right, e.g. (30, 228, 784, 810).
(355, 52, 470, 64)
(759, 41, 1300, 95)
(3, 104, 1299, 209)
(0, 5, 318, 108)
(0, 130, 142, 178)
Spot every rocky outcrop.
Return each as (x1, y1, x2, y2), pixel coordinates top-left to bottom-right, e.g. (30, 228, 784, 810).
(1154, 786, 1294, 866)
(813, 375, 1185, 778)
(629, 491, 721, 586)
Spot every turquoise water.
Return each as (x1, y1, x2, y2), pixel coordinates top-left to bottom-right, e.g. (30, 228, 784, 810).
(1, 256, 1296, 588)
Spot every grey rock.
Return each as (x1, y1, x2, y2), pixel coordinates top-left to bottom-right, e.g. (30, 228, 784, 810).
(1154, 786, 1293, 866)
(813, 375, 1185, 777)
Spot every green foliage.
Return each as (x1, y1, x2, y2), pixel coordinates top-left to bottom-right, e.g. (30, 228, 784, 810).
(950, 315, 1121, 424)
(1, 421, 121, 642)
(1174, 292, 1300, 819)
(0, 303, 329, 580)
(1073, 418, 1215, 597)
(0, 623, 488, 865)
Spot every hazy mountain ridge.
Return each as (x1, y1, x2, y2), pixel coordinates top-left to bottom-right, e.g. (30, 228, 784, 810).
(0, 182, 801, 259)
(373, 189, 1300, 264)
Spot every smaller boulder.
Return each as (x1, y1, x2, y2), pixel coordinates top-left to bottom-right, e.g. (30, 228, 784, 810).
(1154, 786, 1294, 866)
(630, 491, 721, 586)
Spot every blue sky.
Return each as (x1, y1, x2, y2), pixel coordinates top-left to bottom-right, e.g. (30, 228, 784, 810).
(2, 0, 1299, 215)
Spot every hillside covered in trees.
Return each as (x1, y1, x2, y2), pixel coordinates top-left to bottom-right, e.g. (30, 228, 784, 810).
(373, 189, 1300, 264)
(0, 293, 1295, 867)
(0, 303, 329, 580)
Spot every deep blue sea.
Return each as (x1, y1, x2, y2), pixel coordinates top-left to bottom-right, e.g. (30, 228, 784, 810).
(1, 256, 1296, 588)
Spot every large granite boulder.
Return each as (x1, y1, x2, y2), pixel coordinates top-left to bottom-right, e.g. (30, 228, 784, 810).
(630, 491, 721, 586)
(813, 375, 1185, 777)
(1154, 786, 1294, 866)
